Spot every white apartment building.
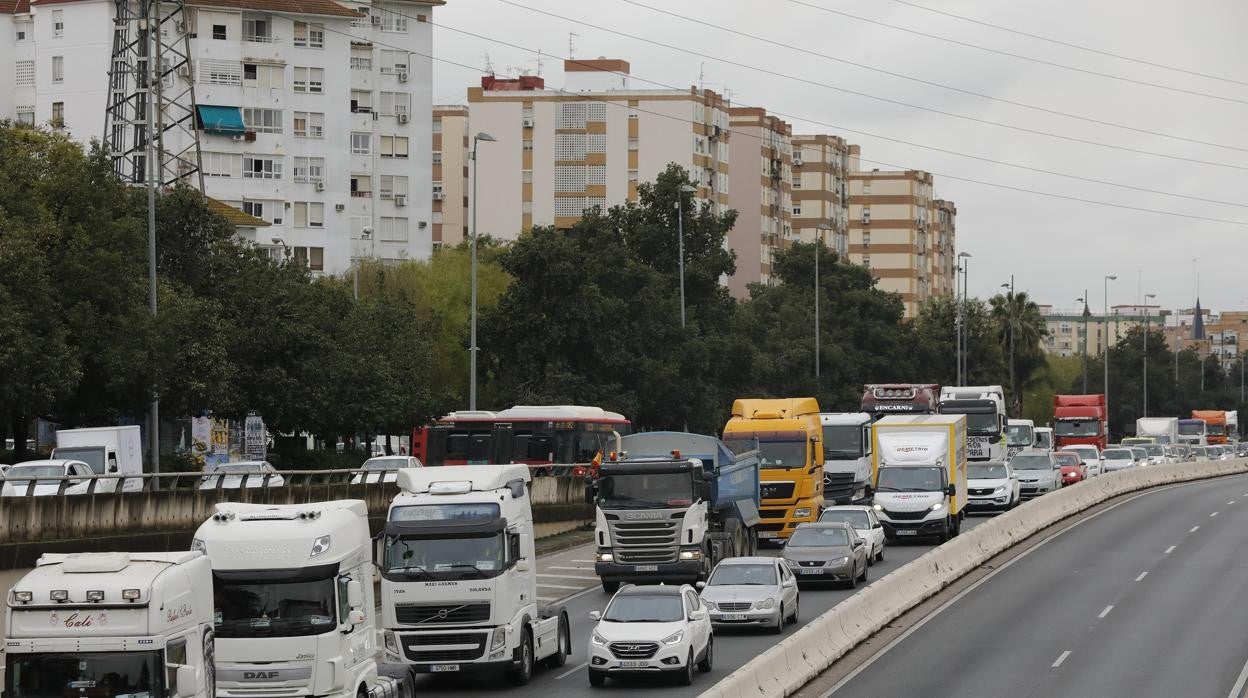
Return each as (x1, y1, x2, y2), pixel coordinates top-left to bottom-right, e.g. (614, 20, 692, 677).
(725, 106, 791, 298)
(0, 0, 439, 275)
(467, 59, 730, 238)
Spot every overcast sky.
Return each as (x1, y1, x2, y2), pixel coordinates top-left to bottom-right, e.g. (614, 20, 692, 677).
(429, 0, 1248, 313)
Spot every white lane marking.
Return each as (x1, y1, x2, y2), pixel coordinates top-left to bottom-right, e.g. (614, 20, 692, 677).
(1229, 501, 1237, 505)
(538, 582, 589, 590)
(538, 574, 599, 581)
(1098, 605, 1114, 618)
(1052, 650, 1072, 668)
(1135, 571, 1148, 582)
(1228, 648, 1248, 698)
(1212, 511, 1220, 517)
(1165, 545, 1176, 554)
(556, 661, 589, 680)
(820, 480, 1207, 697)
(1191, 525, 1201, 532)
(550, 566, 592, 571)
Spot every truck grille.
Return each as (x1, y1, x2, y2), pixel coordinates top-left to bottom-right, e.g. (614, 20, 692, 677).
(823, 472, 857, 500)
(758, 508, 788, 519)
(716, 602, 753, 612)
(608, 518, 679, 564)
(882, 509, 928, 521)
(394, 603, 490, 625)
(402, 632, 488, 662)
(610, 642, 659, 659)
(757, 522, 786, 533)
(760, 482, 796, 500)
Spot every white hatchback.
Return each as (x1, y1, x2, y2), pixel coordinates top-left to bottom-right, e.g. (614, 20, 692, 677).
(818, 506, 886, 564)
(588, 584, 713, 687)
(1063, 445, 1103, 478)
(1101, 448, 1137, 473)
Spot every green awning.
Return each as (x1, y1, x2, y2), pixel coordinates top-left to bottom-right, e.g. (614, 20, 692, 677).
(197, 105, 245, 134)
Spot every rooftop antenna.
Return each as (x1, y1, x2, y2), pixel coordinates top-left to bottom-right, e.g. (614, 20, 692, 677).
(536, 48, 545, 77)
(699, 61, 705, 90)
(569, 32, 579, 60)
(484, 52, 495, 76)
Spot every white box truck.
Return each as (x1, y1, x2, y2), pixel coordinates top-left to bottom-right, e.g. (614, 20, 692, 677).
(1136, 417, 1179, 445)
(871, 415, 969, 542)
(52, 425, 143, 491)
(4, 551, 215, 698)
(378, 465, 570, 685)
(191, 501, 412, 698)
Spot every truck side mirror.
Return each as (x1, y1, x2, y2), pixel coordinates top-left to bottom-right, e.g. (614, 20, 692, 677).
(346, 580, 364, 609)
(175, 665, 196, 698)
(516, 558, 530, 573)
(107, 456, 118, 473)
(945, 484, 956, 496)
(348, 609, 366, 625)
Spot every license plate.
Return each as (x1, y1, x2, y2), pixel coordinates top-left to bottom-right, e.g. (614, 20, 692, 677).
(758, 531, 779, 538)
(430, 664, 460, 673)
(619, 660, 649, 668)
(896, 530, 918, 536)
(719, 613, 746, 620)
(633, 565, 658, 572)
(800, 568, 825, 575)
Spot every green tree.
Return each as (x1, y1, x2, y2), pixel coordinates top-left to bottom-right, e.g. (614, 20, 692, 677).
(910, 295, 1006, 387)
(990, 290, 1048, 416)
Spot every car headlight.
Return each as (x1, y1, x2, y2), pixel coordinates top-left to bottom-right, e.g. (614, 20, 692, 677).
(661, 630, 684, 646)
(754, 597, 776, 610)
(591, 631, 608, 646)
(873, 504, 883, 511)
(992, 485, 1006, 494)
(831, 556, 849, 565)
(930, 502, 943, 511)
(702, 599, 717, 611)
(793, 507, 812, 519)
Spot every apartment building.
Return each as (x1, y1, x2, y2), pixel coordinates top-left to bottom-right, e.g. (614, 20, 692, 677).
(1040, 303, 1164, 357)
(792, 135, 857, 262)
(432, 104, 468, 247)
(0, 0, 439, 275)
(467, 59, 730, 238)
(929, 199, 957, 298)
(725, 107, 791, 298)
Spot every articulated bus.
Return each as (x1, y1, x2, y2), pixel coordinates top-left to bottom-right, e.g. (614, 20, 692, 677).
(412, 405, 631, 476)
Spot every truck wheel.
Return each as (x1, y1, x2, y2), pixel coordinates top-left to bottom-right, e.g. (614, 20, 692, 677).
(507, 628, 534, 686)
(601, 580, 619, 593)
(546, 613, 570, 668)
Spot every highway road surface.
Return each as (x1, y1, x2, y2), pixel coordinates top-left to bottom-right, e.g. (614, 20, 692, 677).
(823, 474, 1248, 698)
(412, 516, 990, 695)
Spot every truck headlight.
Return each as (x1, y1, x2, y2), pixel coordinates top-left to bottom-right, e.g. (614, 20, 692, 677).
(383, 631, 398, 653)
(754, 598, 775, 610)
(597, 552, 614, 563)
(191, 538, 206, 553)
(591, 631, 608, 646)
(491, 627, 507, 650)
(661, 630, 684, 646)
(873, 504, 883, 511)
(930, 502, 943, 512)
(793, 507, 812, 519)
(679, 548, 702, 560)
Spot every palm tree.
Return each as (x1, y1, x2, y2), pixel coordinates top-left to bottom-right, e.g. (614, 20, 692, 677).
(990, 290, 1047, 415)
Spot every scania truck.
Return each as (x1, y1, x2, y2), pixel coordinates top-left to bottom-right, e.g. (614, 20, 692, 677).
(871, 415, 968, 542)
(191, 501, 412, 698)
(938, 386, 1006, 461)
(5, 551, 215, 698)
(723, 398, 824, 542)
(586, 432, 761, 592)
(379, 465, 570, 685)
(819, 413, 874, 504)
(860, 384, 940, 420)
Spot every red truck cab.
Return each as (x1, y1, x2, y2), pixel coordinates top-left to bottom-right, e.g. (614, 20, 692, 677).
(861, 384, 941, 420)
(1053, 394, 1107, 451)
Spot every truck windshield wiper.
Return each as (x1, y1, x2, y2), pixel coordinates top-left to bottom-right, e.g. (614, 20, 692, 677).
(394, 565, 433, 579)
(438, 564, 490, 578)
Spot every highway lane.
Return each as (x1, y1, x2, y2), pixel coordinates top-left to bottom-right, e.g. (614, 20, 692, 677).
(826, 474, 1248, 698)
(413, 515, 990, 695)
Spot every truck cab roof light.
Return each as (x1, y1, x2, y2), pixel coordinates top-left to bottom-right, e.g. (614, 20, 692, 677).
(86, 590, 105, 602)
(297, 511, 323, 520)
(429, 481, 473, 495)
(50, 589, 69, 602)
(122, 588, 141, 600)
(13, 591, 32, 603)
(212, 512, 236, 522)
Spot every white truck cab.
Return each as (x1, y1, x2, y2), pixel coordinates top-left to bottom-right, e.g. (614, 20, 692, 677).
(379, 465, 570, 685)
(4, 552, 215, 698)
(1006, 419, 1037, 459)
(819, 413, 874, 504)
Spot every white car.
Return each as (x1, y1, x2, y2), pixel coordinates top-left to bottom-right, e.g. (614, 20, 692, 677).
(1009, 451, 1061, 498)
(965, 461, 1020, 512)
(588, 584, 713, 687)
(350, 455, 422, 484)
(1063, 444, 1103, 478)
(697, 557, 798, 632)
(818, 505, 886, 564)
(0, 460, 94, 497)
(198, 461, 285, 489)
(1101, 448, 1137, 473)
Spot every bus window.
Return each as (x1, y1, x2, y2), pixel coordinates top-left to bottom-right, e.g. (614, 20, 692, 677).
(445, 431, 492, 462)
(554, 430, 579, 463)
(577, 432, 605, 463)
(511, 431, 555, 462)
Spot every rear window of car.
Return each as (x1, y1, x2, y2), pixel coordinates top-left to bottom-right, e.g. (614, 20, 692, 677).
(1055, 454, 1080, 466)
(1102, 449, 1131, 459)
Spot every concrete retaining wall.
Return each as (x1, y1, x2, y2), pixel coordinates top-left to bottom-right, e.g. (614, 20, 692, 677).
(703, 459, 1248, 698)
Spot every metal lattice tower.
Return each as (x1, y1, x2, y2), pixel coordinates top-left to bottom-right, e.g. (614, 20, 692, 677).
(104, 0, 204, 189)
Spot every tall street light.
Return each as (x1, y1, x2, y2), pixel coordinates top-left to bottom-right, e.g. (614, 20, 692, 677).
(1143, 293, 1156, 417)
(353, 227, 373, 300)
(1104, 274, 1117, 424)
(1076, 292, 1090, 393)
(676, 184, 698, 328)
(957, 252, 971, 384)
(469, 131, 496, 410)
(815, 223, 833, 379)
(1000, 276, 1015, 414)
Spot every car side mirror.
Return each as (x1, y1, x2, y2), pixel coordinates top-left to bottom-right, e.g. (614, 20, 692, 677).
(516, 558, 530, 573)
(589, 610, 602, 621)
(107, 457, 118, 473)
(690, 610, 708, 622)
(873, 522, 883, 529)
(175, 665, 196, 698)
(853, 540, 863, 548)
(583, 481, 596, 504)
(695, 581, 706, 590)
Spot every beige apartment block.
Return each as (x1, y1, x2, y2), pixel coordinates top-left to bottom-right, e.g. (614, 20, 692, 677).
(432, 105, 469, 247)
(792, 135, 858, 262)
(725, 107, 792, 298)
(929, 199, 957, 298)
(467, 60, 730, 239)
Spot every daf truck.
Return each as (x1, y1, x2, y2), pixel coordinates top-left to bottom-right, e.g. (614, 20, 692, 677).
(870, 415, 968, 542)
(51, 425, 143, 491)
(1136, 417, 1179, 445)
(722, 398, 824, 542)
(586, 432, 761, 592)
(191, 501, 413, 698)
(379, 465, 570, 685)
(4, 551, 215, 698)
(819, 413, 874, 504)
(938, 386, 1006, 461)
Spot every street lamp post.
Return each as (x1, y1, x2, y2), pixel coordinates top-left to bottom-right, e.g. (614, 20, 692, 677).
(353, 227, 373, 300)
(1076, 293, 1090, 393)
(675, 184, 698, 329)
(469, 132, 496, 411)
(957, 252, 971, 384)
(1104, 274, 1117, 421)
(815, 223, 833, 379)
(1000, 276, 1015, 412)
(1143, 293, 1155, 417)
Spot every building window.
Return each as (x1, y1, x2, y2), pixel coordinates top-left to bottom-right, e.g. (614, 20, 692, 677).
(50, 102, 64, 126)
(293, 202, 324, 228)
(201, 152, 241, 178)
(379, 135, 409, 158)
(212, 24, 226, 40)
(380, 175, 408, 199)
(379, 91, 410, 117)
(291, 246, 324, 271)
(293, 21, 325, 48)
(432, 120, 442, 134)
(792, 204, 801, 216)
(242, 155, 282, 179)
(293, 67, 324, 94)
(52, 9, 64, 36)
(432, 183, 443, 197)
(522, 170, 533, 184)
(350, 47, 372, 70)
(293, 156, 324, 182)
(379, 216, 409, 242)
(293, 111, 324, 138)
(379, 8, 407, 32)
(199, 59, 243, 86)
(15, 60, 34, 87)
(16, 106, 35, 125)
(241, 200, 264, 219)
(380, 50, 408, 74)
(351, 132, 371, 154)
(242, 63, 282, 89)
(242, 14, 272, 42)
(51, 56, 64, 84)
(350, 174, 371, 197)
(522, 140, 533, 152)
(350, 89, 372, 113)
(432, 151, 442, 164)
(242, 108, 282, 134)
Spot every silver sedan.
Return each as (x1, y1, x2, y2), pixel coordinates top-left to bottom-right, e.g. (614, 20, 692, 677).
(698, 557, 799, 634)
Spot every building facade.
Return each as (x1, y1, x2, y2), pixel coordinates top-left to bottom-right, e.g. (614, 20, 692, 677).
(1040, 303, 1165, 357)
(432, 104, 468, 247)
(0, 0, 439, 274)
(724, 107, 791, 298)
(791, 135, 855, 262)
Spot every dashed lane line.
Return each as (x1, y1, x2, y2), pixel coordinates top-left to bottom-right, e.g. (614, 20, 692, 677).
(1098, 605, 1114, 618)
(1165, 545, 1176, 554)
(1135, 571, 1148, 582)
(1192, 525, 1202, 533)
(538, 582, 590, 590)
(1052, 651, 1072, 668)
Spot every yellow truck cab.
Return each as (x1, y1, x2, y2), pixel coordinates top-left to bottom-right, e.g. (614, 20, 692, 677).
(723, 398, 823, 542)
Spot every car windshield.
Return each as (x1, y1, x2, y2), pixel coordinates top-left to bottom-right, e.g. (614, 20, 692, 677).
(788, 527, 849, 547)
(603, 594, 684, 623)
(876, 466, 944, 492)
(383, 532, 506, 580)
(362, 458, 406, 470)
(597, 471, 694, 508)
(822, 424, 864, 459)
(967, 463, 1007, 479)
(1055, 454, 1081, 466)
(708, 563, 776, 586)
(1145, 445, 1165, 456)
(1010, 454, 1052, 471)
(4, 466, 64, 478)
(6, 651, 165, 698)
(1006, 425, 1034, 446)
(756, 440, 808, 470)
(213, 570, 339, 638)
(1102, 449, 1131, 459)
(1067, 447, 1097, 460)
(1055, 420, 1100, 437)
(819, 510, 871, 528)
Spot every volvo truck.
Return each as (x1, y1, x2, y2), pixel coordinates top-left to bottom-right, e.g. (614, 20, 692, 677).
(938, 386, 1006, 461)
(4, 551, 215, 698)
(870, 415, 968, 542)
(379, 465, 570, 685)
(722, 398, 824, 542)
(586, 432, 761, 592)
(819, 413, 874, 504)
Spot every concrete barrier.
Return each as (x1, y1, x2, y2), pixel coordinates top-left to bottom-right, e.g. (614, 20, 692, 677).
(703, 459, 1248, 698)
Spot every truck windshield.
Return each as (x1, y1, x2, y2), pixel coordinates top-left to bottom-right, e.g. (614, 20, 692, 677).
(1055, 420, 1100, 437)
(383, 532, 506, 580)
(1005, 425, 1034, 447)
(822, 425, 863, 459)
(875, 467, 944, 493)
(597, 472, 693, 509)
(1207, 424, 1226, 436)
(756, 441, 807, 469)
(213, 571, 338, 637)
(6, 651, 165, 698)
(50, 447, 106, 474)
(940, 409, 999, 436)
(1035, 432, 1053, 450)
(1178, 422, 1206, 435)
